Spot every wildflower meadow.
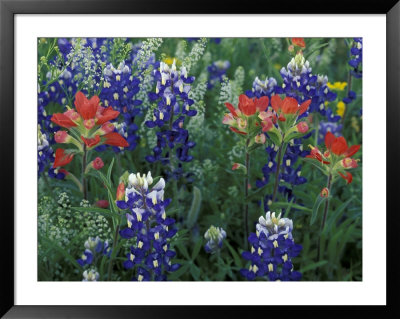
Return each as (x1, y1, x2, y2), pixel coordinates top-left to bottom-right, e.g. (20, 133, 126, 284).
(37, 37, 362, 281)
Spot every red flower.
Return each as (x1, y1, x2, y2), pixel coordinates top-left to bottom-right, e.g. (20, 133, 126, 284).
(96, 106, 120, 125)
(103, 132, 129, 147)
(51, 113, 77, 128)
(92, 157, 104, 170)
(339, 171, 353, 184)
(74, 91, 100, 120)
(271, 95, 311, 116)
(296, 121, 309, 133)
(238, 94, 256, 116)
(254, 96, 269, 113)
(95, 200, 109, 208)
(54, 130, 70, 143)
(225, 102, 239, 118)
(81, 135, 101, 148)
(325, 132, 360, 157)
(306, 146, 330, 164)
(281, 97, 299, 114)
(232, 163, 240, 170)
(53, 149, 74, 168)
(341, 157, 358, 168)
(292, 38, 306, 48)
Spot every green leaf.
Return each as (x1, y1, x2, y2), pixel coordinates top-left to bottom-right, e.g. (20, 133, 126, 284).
(271, 201, 312, 213)
(189, 264, 201, 280)
(323, 196, 354, 235)
(300, 157, 328, 175)
(305, 42, 330, 59)
(176, 243, 190, 260)
(39, 235, 81, 271)
(310, 195, 328, 226)
(225, 241, 242, 268)
(191, 238, 203, 260)
(299, 260, 328, 273)
(107, 158, 115, 185)
(267, 129, 282, 146)
(168, 263, 190, 280)
(187, 186, 202, 229)
(284, 131, 307, 143)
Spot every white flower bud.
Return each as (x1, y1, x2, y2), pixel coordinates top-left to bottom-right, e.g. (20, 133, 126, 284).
(146, 171, 153, 185)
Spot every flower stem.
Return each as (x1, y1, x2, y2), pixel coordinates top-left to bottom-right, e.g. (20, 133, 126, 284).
(317, 173, 332, 262)
(321, 174, 332, 231)
(107, 223, 120, 281)
(243, 138, 250, 249)
(82, 144, 88, 200)
(272, 141, 284, 202)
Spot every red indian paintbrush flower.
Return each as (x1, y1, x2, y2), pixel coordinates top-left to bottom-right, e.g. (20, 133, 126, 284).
(223, 94, 270, 135)
(103, 132, 129, 147)
(74, 91, 100, 120)
(51, 113, 77, 128)
(306, 132, 360, 184)
(52, 91, 129, 150)
(271, 95, 311, 120)
(324, 132, 360, 157)
(81, 135, 101, 148)
(292, 38, 306, 48)
(53, 148, 75, 168)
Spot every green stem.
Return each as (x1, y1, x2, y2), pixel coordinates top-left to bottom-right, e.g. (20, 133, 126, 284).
(317, 173, 332, 262)
(243, 139, 250, 249)
(272, 140, 284, 202)
(82, 144, 88, 200)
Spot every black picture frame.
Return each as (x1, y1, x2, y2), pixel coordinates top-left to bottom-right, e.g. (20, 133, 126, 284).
(1, 0, 399, 317)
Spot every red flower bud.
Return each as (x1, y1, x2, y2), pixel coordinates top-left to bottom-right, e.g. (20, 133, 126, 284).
(92, 157, 104, 170)
(116, 182, 125, 201)
(95, 200, 109, 208)
(320, 187, 329, 198)
(54, 130, 70, 143)
(296, 122, 309, 133)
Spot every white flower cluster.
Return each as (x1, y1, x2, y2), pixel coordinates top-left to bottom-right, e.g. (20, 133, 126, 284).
(182, 38, 208, 72)
(283, 52, 312, 77)
(125, 171, 166, 203)
(256, 211, 294, 240)
(135, 38, 163, 72)
(38, 125, 49, 151)
(82, 268, 99, 281)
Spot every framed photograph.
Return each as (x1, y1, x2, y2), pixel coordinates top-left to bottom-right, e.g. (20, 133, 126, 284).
(1, 0, 398, 317)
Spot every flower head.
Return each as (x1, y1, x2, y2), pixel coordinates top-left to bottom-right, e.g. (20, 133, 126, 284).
(117, 171, 180, 281)
(292, 38, 306, 48)
(306, 132, 360, 184)
(204, 225, 227, 254)
(241, 211, 302, 281)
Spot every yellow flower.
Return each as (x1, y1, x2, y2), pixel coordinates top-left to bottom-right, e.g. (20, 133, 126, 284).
(327, 81, 347, 91)
(273, 63, 281, 70)
(336, 101, 346, 117)
(163, 56, 181, 67)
